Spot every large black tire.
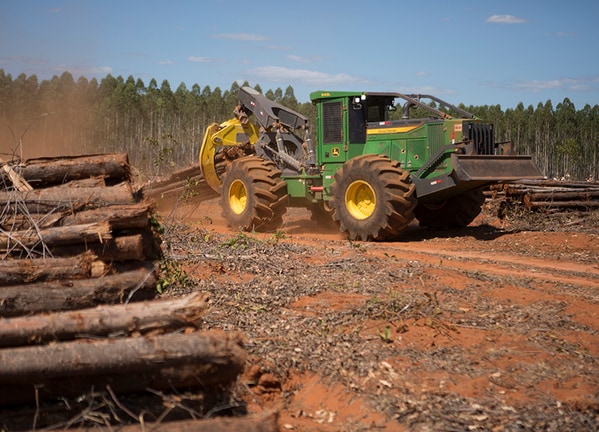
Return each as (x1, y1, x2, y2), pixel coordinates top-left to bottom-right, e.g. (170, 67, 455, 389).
(220, 156, 287, 232)
(329, 154, 417, 241)
(414, 188, 486, 230)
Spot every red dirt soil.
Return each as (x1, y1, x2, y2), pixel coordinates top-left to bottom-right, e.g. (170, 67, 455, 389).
(158, 196, 599, 431)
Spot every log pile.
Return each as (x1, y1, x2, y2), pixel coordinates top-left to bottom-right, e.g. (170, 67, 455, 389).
(140, 163, 218, 203)
(0, 153, 158, 315)
(0, 154, 267, 431)
(490, 179, 599, 211)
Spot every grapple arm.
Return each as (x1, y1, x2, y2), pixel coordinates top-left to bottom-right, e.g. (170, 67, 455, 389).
(199, 118, 259, 192)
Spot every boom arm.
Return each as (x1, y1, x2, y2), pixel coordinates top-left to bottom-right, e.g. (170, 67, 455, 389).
(238, 87, 308, 130)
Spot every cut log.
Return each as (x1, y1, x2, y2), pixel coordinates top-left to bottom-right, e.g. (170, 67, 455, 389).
(61, 176, 107, 188)
(516, 179, 599, 189)
(0, 181, 135, 212)
(0, 251, 98, 286)
(525, 190, 599, 201)
(0, 262, 156, 317)
(0, 292, 208, 347)
(59, 203, 153, 230)
(50, 234, 147, 261)
(0, 211, 64, 231)
(10, 153, 131, 186)
(526, 200, 599, 210)
(142, 164, 202, 191)
(0, 221, 112, 250)
(0, 330, 246, 405)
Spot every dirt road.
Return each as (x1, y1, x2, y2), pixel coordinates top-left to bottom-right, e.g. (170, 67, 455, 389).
(159, 197, 599, 431)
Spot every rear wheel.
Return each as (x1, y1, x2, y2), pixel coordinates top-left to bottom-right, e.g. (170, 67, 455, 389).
(414, 188, 485, 230)
(330, 154, 417, 241)
(220, 156, 287, 231)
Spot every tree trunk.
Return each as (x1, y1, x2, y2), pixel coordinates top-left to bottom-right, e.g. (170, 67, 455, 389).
(526, 200, 599, 210)
(0, 293, 208, 347)
(0, 221, 112, 250)
(10, 153, 131, 186)
(0, 263, 156, 317)
(50, 234, 146, 261)
(0, 330, 246, 405)
(59, 203, 152, 230)
(0, 251, 98, 286)
(0, 182, 135, 211)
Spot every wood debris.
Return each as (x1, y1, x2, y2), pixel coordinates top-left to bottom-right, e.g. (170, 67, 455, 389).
(489, 179, 599, 211)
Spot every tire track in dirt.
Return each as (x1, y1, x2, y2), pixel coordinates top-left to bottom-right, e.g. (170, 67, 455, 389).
(365, 242, 599, 294)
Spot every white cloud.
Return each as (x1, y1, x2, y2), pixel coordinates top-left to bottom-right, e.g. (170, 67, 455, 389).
(159, 60, 173, 65)
(507, 75, 599, 92)
(211, 33, 269, 41)
(247, 66, 360, 86)
(486, 14, 527, 24)
(286, 54, 323, 64)
(187, 56, 214, 63)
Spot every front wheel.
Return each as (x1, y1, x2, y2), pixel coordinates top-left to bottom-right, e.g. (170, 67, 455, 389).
(330, 154, 417, 241)
(220, 156, 287, 231)
(414, 188, 485, 230)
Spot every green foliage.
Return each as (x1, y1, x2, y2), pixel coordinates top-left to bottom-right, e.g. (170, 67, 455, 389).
(156, 259, 190, 294)
(378, 325, 393, 343)
(221, 231, 255, 249)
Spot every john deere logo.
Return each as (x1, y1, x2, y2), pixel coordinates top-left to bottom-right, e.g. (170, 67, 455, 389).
(331, 147, 340, 157)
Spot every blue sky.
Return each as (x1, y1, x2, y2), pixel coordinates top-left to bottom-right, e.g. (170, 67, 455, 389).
(1, 0, 597, 110)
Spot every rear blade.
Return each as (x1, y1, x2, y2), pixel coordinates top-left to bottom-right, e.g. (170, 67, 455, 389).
(452, 154, 543, 182)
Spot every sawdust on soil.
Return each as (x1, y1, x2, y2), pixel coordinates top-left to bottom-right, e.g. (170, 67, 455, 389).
(156, 196, 599, 431)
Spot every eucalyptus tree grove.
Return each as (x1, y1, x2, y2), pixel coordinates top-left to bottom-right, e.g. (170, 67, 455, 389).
(1, 69, 597, 181)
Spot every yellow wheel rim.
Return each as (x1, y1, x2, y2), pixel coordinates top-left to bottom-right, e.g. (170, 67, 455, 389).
(345, 180, 376, 220)
(228, 179, 247, 215)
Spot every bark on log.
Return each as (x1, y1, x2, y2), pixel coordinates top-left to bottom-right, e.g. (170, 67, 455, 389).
(0, 263, 156, 317)
(12, 153, 131, 186)
(61, 177, 107, 188)
(0, 330, 246, 405)
(0, 251, 98, 286)
(525, 200, 599, 210)
(0, 181, 135, 211)
(516, 179, 599, 189)
(0, 221, 112, 250)
(141, 164, 201, 189)
(0, 293, 208, 347)
(525, 190, 599, 201)
(59, 203, 153, 230)
(50, 234, 146, 261)
(0, 211, 64, 231)
(62, 415, 279, 432)
(146, 182, 219, 202)
(2, 204, 152, 233)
